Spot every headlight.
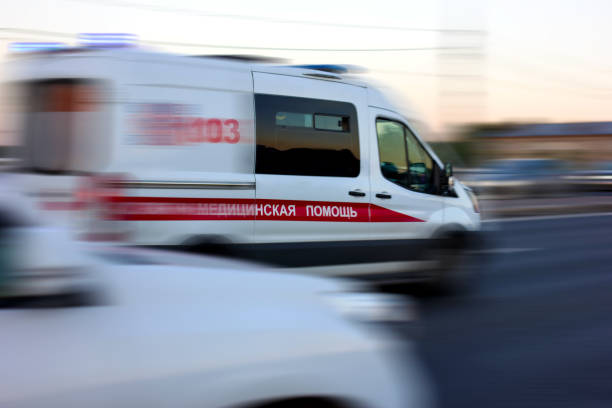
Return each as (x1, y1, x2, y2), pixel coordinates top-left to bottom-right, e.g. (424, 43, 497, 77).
(324, 292, 418, 323)
(465, 187, 480, 213)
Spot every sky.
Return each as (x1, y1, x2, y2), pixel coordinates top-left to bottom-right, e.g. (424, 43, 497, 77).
(2, 0, 612, 139)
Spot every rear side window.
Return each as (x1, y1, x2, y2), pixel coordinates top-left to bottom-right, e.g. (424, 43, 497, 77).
(276, 112, 313, 128)
(255, 94, 359, 177)
(314, 114, 350, 132)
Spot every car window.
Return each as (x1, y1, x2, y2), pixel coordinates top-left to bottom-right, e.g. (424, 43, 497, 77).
(0, 209, 28, 286)
(89, 251, 159, 265)
(376, 118, 436, 194)
(275, 112, 313, 128)
(376, 119, 409, 188)
(0, 226, 12, 284)
(404, 127, 435, 194)
(314, 114, 350, 132)
(255, 94, 360, 177)
(595, 161, 612, 171)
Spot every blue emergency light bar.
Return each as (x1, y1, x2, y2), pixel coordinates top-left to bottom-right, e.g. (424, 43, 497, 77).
(292, 65, 367, 75)
(294, 64, 349, 74)
(8, 42, 68, 53)
(77, 33, 138, 48)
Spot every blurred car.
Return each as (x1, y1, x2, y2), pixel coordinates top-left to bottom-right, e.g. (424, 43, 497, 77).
(465, 158, 570, 198)
(563, 161, 612, 192)
(0, 198, 431, 408)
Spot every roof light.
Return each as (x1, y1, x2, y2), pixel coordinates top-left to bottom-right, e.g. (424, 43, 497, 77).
(292, 64, 367, 75)
(77, 33, 138, 48)
(8, 42, 68, 53)
(294, 64, 349, 74)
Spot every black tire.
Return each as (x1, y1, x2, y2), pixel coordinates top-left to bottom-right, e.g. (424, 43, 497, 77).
(424, 232, 481, 296)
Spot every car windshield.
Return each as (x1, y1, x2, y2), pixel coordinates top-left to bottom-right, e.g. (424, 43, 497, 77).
(88, 250, 159, 265)
(486, 159, 562, 173)
(593, 161, 612, 171)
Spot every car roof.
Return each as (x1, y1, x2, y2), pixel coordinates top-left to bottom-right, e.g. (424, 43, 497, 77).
(8, 47, 416, 121)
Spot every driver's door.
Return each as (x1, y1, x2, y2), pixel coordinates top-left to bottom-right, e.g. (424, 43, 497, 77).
(368, 108, 444, 241)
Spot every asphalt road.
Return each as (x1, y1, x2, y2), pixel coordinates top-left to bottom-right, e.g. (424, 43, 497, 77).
(408, 213, 612, 408)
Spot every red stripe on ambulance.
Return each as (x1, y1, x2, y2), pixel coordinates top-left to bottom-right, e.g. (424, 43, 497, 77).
(103, 197, 424, 223)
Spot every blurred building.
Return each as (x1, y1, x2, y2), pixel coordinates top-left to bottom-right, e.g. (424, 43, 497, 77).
(476, 121, 612, 164)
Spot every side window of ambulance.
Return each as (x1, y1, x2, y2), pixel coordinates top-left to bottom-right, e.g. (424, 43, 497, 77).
(255, 94, 360, 177)
(376, 118, 436, 194)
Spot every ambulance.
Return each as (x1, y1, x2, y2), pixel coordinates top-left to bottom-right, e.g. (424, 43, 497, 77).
(3, 37, 482, 289)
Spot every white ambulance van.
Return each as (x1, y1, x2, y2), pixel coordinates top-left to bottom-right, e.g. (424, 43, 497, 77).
(4, 42, 481, 288)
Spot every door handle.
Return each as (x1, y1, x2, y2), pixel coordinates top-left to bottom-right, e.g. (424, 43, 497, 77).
(348, 189, 366, 197)
(376, 192, 392, 199)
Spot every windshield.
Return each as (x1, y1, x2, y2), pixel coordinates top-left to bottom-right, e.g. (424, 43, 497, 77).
(19, 79, 111, 173)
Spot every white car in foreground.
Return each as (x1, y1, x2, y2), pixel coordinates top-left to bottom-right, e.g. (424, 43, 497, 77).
(0, 211, 432, 408)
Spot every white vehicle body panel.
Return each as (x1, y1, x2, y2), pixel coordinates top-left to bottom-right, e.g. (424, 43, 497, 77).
(0, 251, 431, 408)
(253, 72, 371, 243)
(4, 48, 480, 275)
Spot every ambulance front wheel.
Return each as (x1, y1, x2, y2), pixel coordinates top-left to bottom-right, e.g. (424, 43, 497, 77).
(426, 232, 482, 295)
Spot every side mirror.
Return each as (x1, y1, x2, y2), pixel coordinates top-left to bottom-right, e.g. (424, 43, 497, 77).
(442, 163, 455, 196)
(445, 163, 453, 178)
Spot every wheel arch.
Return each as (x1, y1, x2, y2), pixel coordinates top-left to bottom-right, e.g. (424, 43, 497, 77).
(233, 395, 366, 408)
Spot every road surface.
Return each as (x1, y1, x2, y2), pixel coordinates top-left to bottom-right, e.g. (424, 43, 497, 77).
(406, 213, 612, 408)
